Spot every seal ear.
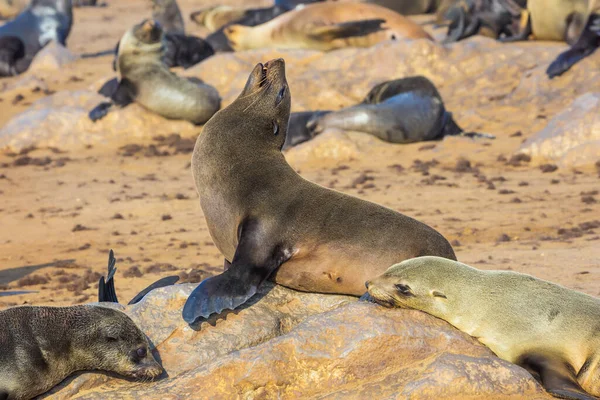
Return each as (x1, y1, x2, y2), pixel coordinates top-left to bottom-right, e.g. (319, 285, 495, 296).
(432, 290, 447, 299)
(241, 63, 265, 95)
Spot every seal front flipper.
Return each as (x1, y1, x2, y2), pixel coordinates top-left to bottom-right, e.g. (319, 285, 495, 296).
(98, 249, 119, 303)
(0, 36, 25, 77)
(182, 218, 292, 324)
(308, 19, 386, 41)
(519, 353, 595, 400)
(89, 79, 135, 122)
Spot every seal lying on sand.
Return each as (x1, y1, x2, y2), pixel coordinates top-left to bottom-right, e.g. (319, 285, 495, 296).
(89, 19, 220, 124)
(98, 249, 179, 305)
(0, 0, 73, 77)
(182, 58, 456, 323)
(365, 256, 600, 400)
(290, 76, 493, 146)
(547, 0, 600, 78)
(0, 305, 163, 400)
(223, 2, 432, 51)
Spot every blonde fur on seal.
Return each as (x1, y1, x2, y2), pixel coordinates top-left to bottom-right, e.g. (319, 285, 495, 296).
(223, 2, 432, 51)
(366, 256, 600, 400)
(526, 0, 588, 42)
(190, 5, 247, 32)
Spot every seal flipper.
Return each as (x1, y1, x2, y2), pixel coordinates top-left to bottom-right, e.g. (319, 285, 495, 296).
(547, 14, 600, 79)
(499, 10, 531, 42)
(89, 78, 135, 122)
(98, 249, 119, 303)
(128, 276, 180, 305)
(519, 353, 595, 400)
(182, 218, 292, 323)
(308, 19, 386, 41)
(0, 36, 25, 77)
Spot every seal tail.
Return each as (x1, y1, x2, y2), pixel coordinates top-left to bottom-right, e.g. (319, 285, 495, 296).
(308, 19, 386, 41)
(443, 113, 496, 140)
(98, 249, 119, 303)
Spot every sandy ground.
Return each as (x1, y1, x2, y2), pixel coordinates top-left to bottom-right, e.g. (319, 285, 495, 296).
(0, 0, 599, 308)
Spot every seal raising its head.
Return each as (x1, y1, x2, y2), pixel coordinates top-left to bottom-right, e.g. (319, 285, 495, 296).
(366, 256, 600, 400)
(0, 305, 162, 400)
(183, 59, 455, 323)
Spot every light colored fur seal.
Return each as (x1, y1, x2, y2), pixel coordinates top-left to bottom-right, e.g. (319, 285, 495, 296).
(0, 305, 163, 400)
(182, 58, 456, 323)
(365, 256, 600, 400)
(223, 2, 432, 52)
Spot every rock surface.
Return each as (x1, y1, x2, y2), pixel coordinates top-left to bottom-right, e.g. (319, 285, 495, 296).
(29, 42, 79, 74)
(42, 284, 551, 399)
(519, 93, 600, 168)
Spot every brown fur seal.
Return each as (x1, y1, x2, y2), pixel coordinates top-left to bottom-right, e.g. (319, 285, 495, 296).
(365, 256, 600, 400)
(223, 3, 432, 52)
(0, 0, 73, 77)
(151, 0, 184, 35)
(89, 19, 220, 124)
(547, 0, 600, 78)
(182, 58, 456, 323)
(190, 5, 248, 32)
(303, 76, 494, 144)
(0, 305, 163, 400)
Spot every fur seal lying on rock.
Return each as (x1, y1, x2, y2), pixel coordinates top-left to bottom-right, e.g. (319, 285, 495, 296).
(298, 76, 493, 145)
(365, 256, 600, 400)
(547, 0, 600, 78)
(98, 250, 179, 305)
(223, 2, 432, 52)
(182, 58, 456, 323)
(0, 305, 163, 400)
(0, 0, 73, 77)
(90, 19, 220, 124)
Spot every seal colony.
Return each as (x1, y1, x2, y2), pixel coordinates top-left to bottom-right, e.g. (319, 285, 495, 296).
(89, 19, 220, 124)
(182, 58, 456, 323)
(0, 305, 163, 400)
(365, 256, 600, 400)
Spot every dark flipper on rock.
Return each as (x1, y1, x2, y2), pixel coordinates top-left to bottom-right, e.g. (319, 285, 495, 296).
(128, 276, 180, 305)
(309, 19, 386, 41)
(89, 78, 135, 122)
(0, 36, 25, 77)
(547, 14, 600, 79)
(98, 249, 119, 303)
(182, 218, 292, 324)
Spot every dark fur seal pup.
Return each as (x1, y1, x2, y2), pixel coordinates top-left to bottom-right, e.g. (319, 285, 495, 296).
(0, 0, 73, 77)
(89, 19, 220, 124)
(182, 59, 456, 323)
(0, 305, 163, 400)
(547, 1, 600, 78)
(151, 0, 184, 35)
(365, 256, 600, 400)
(98, 249, 179, 305)
(304, 76, 494, 144)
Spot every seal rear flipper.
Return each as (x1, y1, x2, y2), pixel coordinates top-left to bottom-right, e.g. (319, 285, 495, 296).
(128, 276, 180, 305)
(519, 353, 595, 400)
(443, 6, 470, 43)
(98, 249, 119, 303)
(499, 10, 531, 42)
(547, 15, 600, 79)
(89, 102, 114, 122)
(0, 36, 25, 77)
(182, 218, 291, 324)
(308, 19, 386, 41)
(97, 78, 119, 98)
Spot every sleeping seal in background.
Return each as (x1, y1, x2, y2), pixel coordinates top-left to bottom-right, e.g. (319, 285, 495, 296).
(182, 58, 456, 323)
(287, 76, 493, 148)
(365, 256, 600, 400)
(0, 0, 73, 77)
(0, 304, 163, 400)
(89, 19, 220, 124)
(222, 2, 432, 52)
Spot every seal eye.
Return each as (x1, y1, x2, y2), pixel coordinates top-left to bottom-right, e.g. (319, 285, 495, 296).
(136, 347, 147, 358)
(273, 120, 279, 136)
(395, 284, 414, 297)
(276, 86, 286, 106)
(106, 336, 119, 343)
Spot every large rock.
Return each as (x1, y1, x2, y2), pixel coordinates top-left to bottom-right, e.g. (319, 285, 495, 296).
(519, 93, 600, 168)
(28, 42, 79, 74)
(42, 283, 551, 399)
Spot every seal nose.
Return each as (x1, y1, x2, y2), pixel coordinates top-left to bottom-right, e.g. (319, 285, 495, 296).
(264, 58, 285, 69)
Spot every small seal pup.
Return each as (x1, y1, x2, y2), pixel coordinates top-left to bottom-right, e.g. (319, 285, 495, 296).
(182, 58, 456, 323)
(0, 305, 163, 400)
(547, 0, 600, 78)
(223, 2, 432, 52)
(0, 0, 73, 77)
(304, 76, 494, 144)
(365, 256, 600, 400)
(98, 249, 179, 305)
(89, 19, 220, 124)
